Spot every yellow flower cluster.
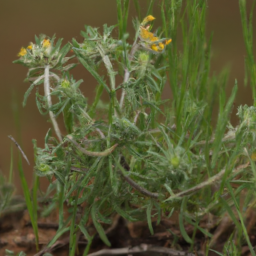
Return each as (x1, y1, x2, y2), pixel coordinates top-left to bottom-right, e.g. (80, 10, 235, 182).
(18, 47, 27, 57)
(141, 15, 155, 26)
(17, 39, 51, 57)
(139, 15, 172, 53)
(42, 39, 51, 48)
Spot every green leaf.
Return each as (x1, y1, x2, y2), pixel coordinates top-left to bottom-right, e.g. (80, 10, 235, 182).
(132, 0, 141, 20)
(226, 182, 256, 256)
(53, 43, 71, 68)
(146, 200, 154, 235)
(72, 38, 80, 48)
(63, 100, 74, 133)
(50, 38, 63, 56)
(91, 204, 111, 246)
(72, 79, 83, 89)
(211, 82, 238, 168)
(146, 74, 160, 93)
(48, 226, 71, 247)
(113, 202, 137, 221)
(74, 49, 110, 94)
(179, 199, 192, 244)
(143, 99, 165, 115)
(88, 84, 104, 117)
(35, 34, 40, 45)
(44, 128, 52, 150)
(18, 156, 39, 250)
(35, 91, 48, 115)
(146, 0, 155, 15)
(23, 75, 45, 107)
(179, 213, 193, 244)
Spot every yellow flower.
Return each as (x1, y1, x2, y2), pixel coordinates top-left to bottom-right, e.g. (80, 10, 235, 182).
(150, 43, 166, 52)
(151, 44, 159, 52)
(18, 47, 27, 57)
(165, 39, 172, 45)
(42, 38, 52, 56)
(141, 15, 155, 26)
(158, 42, 165, 50)
(139, 26, 156, 41)
(27, 44, 33, 50)
(139, 16, 172, 53)
(42, 39, 51, 48)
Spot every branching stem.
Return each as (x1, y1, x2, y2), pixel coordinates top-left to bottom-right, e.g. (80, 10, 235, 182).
(120, 44, 139, 109)
(119, 171, 159, 199)
(67, 135, 118, 157)
(44, 65, 62, 142)
(165, 162, 249, 201)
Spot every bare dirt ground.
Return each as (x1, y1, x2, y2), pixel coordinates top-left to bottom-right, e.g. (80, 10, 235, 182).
(1, 199, 256, 256)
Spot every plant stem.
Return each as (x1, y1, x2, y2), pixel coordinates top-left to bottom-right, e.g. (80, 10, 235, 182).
(165, 162, 249, 201)
(67, 135, 118, 157)
(120, 44, 139, 109)
(44, 65, 62, 142)
(119, 171, 159, 199)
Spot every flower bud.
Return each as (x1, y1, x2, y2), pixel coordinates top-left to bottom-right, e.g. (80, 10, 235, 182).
(170, 156, 180, 168)
(61, 79, 71, 88)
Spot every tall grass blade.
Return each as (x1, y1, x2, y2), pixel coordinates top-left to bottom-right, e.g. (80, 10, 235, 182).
(18, 156, 39, 250)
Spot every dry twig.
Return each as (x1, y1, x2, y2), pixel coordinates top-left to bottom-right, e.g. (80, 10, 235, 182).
(87, 243, 195, 256)
(8, 135, 30, 165)
(120, 171, 159, 199)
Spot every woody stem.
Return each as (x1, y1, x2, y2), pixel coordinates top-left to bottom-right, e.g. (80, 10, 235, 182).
(44, 65, 62, 142)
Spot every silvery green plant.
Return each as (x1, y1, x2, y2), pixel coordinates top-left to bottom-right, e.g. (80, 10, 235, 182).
(12, 0, 256, 254)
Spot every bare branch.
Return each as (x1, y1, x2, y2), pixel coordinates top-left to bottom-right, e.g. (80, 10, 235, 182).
(120, 172, 159, 199)
(87, 243, 195, 256)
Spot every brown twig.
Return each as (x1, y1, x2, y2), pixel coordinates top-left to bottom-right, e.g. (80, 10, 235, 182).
(87, 243, 195, 256)
(26, 221, 59, 229)
(120, 172, 159, 199)
(34, 236, 70, 256)
(8, 135, 30, 165)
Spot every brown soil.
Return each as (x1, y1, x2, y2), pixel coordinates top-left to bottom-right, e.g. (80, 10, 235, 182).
(0, 201, 255, 256)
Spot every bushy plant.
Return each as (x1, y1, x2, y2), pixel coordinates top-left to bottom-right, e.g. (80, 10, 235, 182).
(11, 0, 256, 255)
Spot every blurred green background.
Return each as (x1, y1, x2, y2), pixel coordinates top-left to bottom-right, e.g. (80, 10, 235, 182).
(0, 0, 255, 193)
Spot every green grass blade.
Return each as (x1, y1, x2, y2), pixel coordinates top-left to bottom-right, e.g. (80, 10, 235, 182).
(146, 0, 155, 15)
(211, 82, 238, 168)
(146, 200, 154, 235)
(18, 156, 39, 250)
(179, 199, 193, 244)
(116, 0, 123, 39)
(79, 224, 94, 256)
(88, 84, 104, 117)
(132, 0, 141, 20)
(226, 183, 256, 256)
(91, 204, 111, 246)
